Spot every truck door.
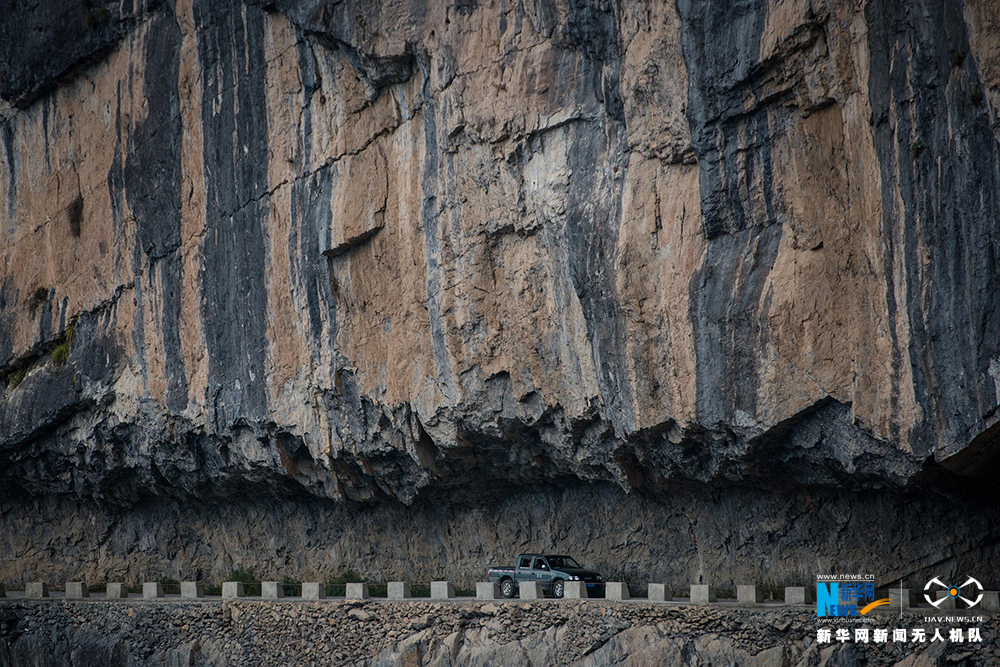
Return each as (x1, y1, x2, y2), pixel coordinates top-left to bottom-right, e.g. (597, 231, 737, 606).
(517, 555, 532, 577)
(532, 557, 552, 585)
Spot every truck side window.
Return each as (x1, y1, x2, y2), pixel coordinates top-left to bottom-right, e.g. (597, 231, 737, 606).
(519, 556, 532, 569)
(533, 558, 548, 570)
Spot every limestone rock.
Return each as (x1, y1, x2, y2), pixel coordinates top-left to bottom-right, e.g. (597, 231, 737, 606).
(0, 0, 998, 587)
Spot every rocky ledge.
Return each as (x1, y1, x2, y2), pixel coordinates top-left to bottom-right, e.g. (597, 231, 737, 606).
(1, 599, 998, 667)
(2, 0, 1000, 589)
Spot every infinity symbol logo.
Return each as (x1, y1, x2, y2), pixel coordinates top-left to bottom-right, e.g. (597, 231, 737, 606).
(923, 576, 983, 608)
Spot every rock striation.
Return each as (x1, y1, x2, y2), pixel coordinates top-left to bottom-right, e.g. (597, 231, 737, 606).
(1, 0, 999, 588)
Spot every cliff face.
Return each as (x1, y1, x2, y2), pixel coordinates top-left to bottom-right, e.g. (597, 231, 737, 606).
(1, 0, 999, 587)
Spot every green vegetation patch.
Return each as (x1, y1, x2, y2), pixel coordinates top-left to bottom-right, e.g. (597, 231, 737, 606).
(6, 366, 27, 390)
(50, 325, 75, 366)
(280, 576, 300, 597)
(158, 576, 180, 595)
(224, 567, 260, 595)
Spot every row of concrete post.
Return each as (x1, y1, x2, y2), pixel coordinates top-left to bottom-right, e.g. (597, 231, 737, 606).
(12, 581, 439, 601)
(7, 582, 998, 609)
(475, 583, 815, 604)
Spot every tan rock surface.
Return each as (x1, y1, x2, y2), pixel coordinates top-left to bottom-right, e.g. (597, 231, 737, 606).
(0, 0, 998, 585)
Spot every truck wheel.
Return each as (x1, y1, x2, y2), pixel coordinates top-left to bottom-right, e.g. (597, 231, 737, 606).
(553, 580, 565, 599)
(501, 578, 516, 598)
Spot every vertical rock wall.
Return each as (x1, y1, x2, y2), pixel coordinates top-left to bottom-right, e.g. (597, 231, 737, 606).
(0, 0, 998, 585)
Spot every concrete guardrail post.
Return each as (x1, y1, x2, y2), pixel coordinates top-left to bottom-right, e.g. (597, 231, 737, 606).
(388, 582, 411, 600)
(222, 582, 245, 599)
(981, 591, 999, 611)
(605, 582, 630, 601)
(519, 582, 543, 600)
(262, 582, 284, 599)
(301, 582, 326, 600)
(564, 581, 588, 599)
(66, 582, 89, 599)
(181, 582, 204, 599)
(784, 587, 812, 605)
(889, 588, 914, 608)
(143, 582, 163, 599)
(26, 582, 49, 599)
(690, 585, 716, 605)
(737, 585, 762, 605)
(345, 583, 368, 600)
(647, 584, 671, 602)
(476, 582, 501, 600)
(430, 581, 455, 599)
(106, 583, 128, 599)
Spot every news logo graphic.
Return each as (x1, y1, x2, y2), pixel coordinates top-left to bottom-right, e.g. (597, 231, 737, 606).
(816, 574, 987, 646)
(817, 576, 891, 617)
(923, 576, 983, 608)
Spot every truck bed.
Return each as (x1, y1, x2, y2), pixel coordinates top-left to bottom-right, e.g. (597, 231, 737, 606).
(487, 566, 515, 581)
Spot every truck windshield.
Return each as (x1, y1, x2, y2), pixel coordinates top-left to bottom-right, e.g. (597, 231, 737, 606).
(546, 556, 581, 569)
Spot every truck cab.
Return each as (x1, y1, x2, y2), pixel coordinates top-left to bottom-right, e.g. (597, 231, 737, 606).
(487, 553, 604, 598)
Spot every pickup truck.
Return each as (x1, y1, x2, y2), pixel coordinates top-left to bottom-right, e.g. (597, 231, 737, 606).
(487, 554, 604, 598)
